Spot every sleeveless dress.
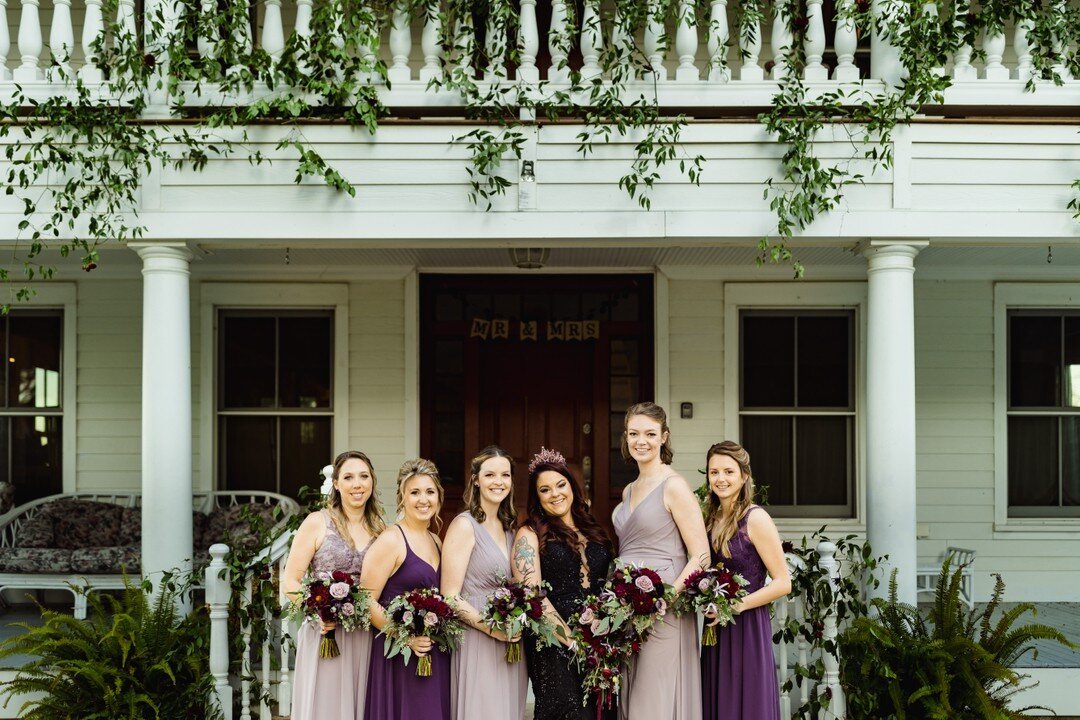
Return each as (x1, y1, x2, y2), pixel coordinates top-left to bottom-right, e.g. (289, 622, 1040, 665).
(291, 510, 372, 720)
(364, 526, 451, 720)
(450, 512, 528, 720)
(612, 477, 702, 720)
(700, 506, 781, 720)
(525, 537, 614, 720)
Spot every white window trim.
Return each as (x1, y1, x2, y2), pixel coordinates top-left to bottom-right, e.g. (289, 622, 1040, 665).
(723, 282, 868, 536)
(6, 284, 78, 493)
(993, 282, 1080, 537)
(199, 283, 349, 493)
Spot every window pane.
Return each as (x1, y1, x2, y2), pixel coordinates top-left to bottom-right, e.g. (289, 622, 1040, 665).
(280, 417, 332, 499)
(221, 316, 276, 408)
(7, 314, 62, 409)
(742, 315, 795, 408)
(1008, 416, 1058, 506)
(610, 448, 636, 488)
(1064, 417, 1080, 506)
(435, 340, 463, 375)
(1066, 317, 1080, 408)
(435, 292, 464, 322)
(610, 340, 640, 376)
(610, 377, 640, 414)
(610, 291, 640, 322)
(220, 416, 277, 493)
(795, 416, 850, 506)
(1009, 315, 1061, 408)
(435, 413, 464, 451)
(435, 450, 464, 487)
(1, 416, 62, 506)
(279, 316, 332, 408)
(797, 315, 851, 408)
(741, 416, 793, 505)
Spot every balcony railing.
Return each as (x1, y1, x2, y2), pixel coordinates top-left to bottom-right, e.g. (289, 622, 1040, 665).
(2, 0, 1077, 111)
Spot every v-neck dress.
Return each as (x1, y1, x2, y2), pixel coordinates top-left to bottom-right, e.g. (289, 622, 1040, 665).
(364, 525, 450, 720)
(612, 477, 702, 720)
(291, 510, 372, 720)
(449, 512, 527, 720)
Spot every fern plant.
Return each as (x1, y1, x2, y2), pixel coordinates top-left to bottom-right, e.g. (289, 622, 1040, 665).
(840, 560, 1075, 719)
(0, 577, 221, 720)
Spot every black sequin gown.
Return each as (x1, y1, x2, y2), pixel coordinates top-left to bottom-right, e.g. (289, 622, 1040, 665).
(526, 538, 614, 720)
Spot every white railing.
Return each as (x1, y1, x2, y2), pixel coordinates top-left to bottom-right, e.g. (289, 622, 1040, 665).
(1, 0, 1077, 108)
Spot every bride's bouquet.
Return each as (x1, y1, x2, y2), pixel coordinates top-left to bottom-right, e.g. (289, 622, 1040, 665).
(676, 565, 749, 645)
(382, 588, 464, 676)
(481, 578, 559, 662)
(287, 570, 371, 659)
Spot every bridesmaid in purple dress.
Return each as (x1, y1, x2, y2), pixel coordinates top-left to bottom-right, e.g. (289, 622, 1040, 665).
(700, 441, 791, 720)
(283, 450, 386, 720)
(441, 446, 527, 720)
(362, 458, 451, 720)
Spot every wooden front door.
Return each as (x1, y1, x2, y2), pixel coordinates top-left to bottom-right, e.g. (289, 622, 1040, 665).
(420, 275, 654, 535)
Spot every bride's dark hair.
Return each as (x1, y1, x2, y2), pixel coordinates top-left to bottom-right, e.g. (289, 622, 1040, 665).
(523, 450, 611, 555)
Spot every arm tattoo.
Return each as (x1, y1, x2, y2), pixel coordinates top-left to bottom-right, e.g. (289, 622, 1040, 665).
(513, 537, 536, 579)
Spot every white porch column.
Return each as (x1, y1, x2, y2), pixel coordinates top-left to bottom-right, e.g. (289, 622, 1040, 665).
(134, 243, 193, 607)
(864, 242, 922, 604)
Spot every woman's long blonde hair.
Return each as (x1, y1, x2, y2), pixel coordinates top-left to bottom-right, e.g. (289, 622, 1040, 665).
(703, 441, 755, 559)
(395, 458, 445, 533)
(327, 450, 386, 549)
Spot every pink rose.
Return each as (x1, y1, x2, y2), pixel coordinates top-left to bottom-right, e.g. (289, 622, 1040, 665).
(698, 578, 711, 592)
(341, 602, 355, 616)
(329, 582, 350, 599)
(423, 610, 439, 627)
(590, 618, 607, 636)
(634, 575, 655, 593)
(578, 607, 595, 625)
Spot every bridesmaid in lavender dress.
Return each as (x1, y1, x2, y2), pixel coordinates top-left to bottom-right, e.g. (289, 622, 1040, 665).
(700, 441, 791, 720)
(363, 458, 451, 720)
(283, 450, 386, 720)
(441, 446, 527, 720)
(613, 402, 711, 720)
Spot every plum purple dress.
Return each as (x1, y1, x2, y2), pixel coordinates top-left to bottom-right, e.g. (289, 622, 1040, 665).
(613, 477, 702, 720)
(450, 512, 527, 720)
(364, 526, 450, 720)
(700, 506, 781, 720)
(291, 510, 372, 720)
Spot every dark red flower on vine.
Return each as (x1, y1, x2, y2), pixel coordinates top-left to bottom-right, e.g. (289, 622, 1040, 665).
(82, 261, 97, 272)
(792, 16, 809, 33)
(143, 53, 156, 69)
(782, 541, 794, 554)
(855, 0, 870, 13)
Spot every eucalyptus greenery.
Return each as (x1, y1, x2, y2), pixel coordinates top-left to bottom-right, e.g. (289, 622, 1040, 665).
(0, 0, 1078, 297)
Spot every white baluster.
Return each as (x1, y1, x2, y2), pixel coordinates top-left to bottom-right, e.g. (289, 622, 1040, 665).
(455, 6, 475, 80)
(739, 6, 763, 79)
(548, 0, 569, 82)
(0, 0, 9, 81)
(261, 0, 285, 64)
(240, 580, 253, 720)
(420, 0, 442, 82)
(706, 0, 729, 82)
(49, 0, 74, 77)
(197, 0, 216, 61)
(1014, 19, 1033, 82)
(518, 0, 539, 82)
(951, 0, 976, 80)
(796, 594, 810, 705)
(229, 0, 253, 78)
(770, 0, 792, 79)
(1051, 0, 1070, 80)
(804, 0, 827, 80)
(360, 11, 380, 85)
(644, 0, 667, 79)
(207, 545, 233, 720)
(388, 1, 412, 83)
(675, 0, 698, 81)
(833, 0, 858, 80)
(260, 604, 272, 720)
(611, 6, 634, 80)
(78, 0, 103, 82)
(294, 0, 312, 42)
(580, 0, 602, 80)
(14, 0, 43, 81)
(922, 0, 945, 76)
(484, 9, 506, 80)
(982, 28, 1007, 80)
(276, 556, 292, 713)
(816, 541, 847, 718)
(776, 593, 791, 718)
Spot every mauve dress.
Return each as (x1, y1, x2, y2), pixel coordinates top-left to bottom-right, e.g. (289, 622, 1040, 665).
(450, 512, 527, 720)
(701, 506, 781, 720)
(364, 526, 451, 720)
(291, 511, 372, 720)
(613, 477, 702, 720)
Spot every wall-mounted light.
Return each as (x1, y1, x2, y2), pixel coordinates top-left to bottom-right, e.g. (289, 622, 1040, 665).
(518, 159, 537, 210)
(508, 247, 550, 270)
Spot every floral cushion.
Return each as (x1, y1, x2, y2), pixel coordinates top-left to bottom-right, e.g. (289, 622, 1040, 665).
(203, 503, 277, 551)
(117, 508, 209, 549)
(0, 547, 73, 573)
(16, 506, 58, 548)
(0, 482, 13, 515)
(69, 545, 141, 574)
(52, 500, 125, 550)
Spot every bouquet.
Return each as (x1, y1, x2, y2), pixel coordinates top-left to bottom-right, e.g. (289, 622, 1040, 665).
(287, 570, 371, 659)
(382, 588, 465, 676)
(607, 561, 675, 636)
(677, 565, 749, 645)
(481, 578, 559, 662)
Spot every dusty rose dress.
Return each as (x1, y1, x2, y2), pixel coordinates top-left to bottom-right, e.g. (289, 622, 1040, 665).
(450, 512, 528, 720)
(613, 477, 702, 720)
(291, 510, 372, 720)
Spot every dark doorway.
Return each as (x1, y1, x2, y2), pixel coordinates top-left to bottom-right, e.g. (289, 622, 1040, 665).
(420, 274, 654, 534)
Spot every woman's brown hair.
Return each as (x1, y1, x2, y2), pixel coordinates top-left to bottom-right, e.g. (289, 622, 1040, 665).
(326, 450, 386, 548)
(620, 401, 674, 465)
(464, 445, 517, 531)
(703, 441, 756, 558)
(395, 458, 446, 534)
(523, 455, 611, 556)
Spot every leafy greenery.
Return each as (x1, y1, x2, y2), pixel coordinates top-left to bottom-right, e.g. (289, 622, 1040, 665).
(0, 576, 221, 720)
(840, 560, 1077, 718)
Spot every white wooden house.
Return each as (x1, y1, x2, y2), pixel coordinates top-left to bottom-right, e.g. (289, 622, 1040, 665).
(0, 0, 1078, 715)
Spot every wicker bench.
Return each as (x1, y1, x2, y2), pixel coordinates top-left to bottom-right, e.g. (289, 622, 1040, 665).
(0, 490, 299, 618)
(916, 546, 976, 610)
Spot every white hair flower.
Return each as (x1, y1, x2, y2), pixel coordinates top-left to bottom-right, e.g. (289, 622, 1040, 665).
(320, 464, 335, 497)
